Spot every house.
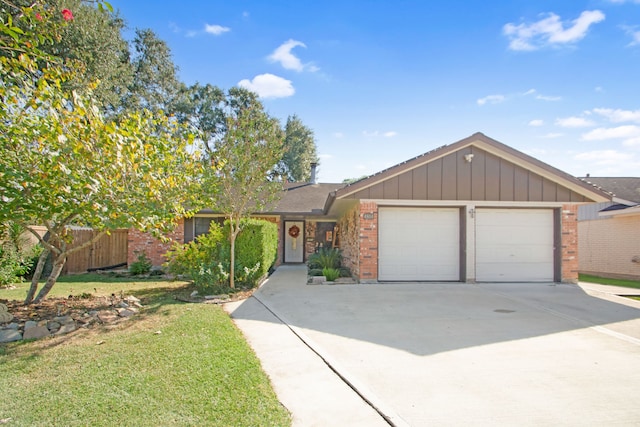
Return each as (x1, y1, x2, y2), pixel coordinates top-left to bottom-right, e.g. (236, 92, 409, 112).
(577, 177, 640, 281)
(129, 132, 612, 283)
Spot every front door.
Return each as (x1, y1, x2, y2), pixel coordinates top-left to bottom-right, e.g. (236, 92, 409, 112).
(284, 221, 304, 263)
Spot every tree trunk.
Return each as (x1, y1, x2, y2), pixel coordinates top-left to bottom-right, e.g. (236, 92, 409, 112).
(33, 253, 66, 303)
(229, 220, 236, 289)
(24, 248, 50, 304)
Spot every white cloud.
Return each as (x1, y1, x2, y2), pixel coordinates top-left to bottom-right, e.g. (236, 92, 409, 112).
(332, 132, 344, 139)
(581, 125, 640, 142)
(268, 39, 317, 72)
(318, 153, 333, 159)
(621, 25, 640, 46)
(555, 116, 595, 127)
(624, 137, 640, 146)
(523, 88, 536, 96)
(477, 94, 505, 105)
(362, 130, 396, 138)
(238, 74, 295, 99)
(574, 150, 633, 164)
(529, 119, 544, 126)
(542, 132, 564, 138)
(205, 24, 230, 35)
(503, 10, 605, 51)
(536, 94, 562, 101)
(593, 108, 640, 123)
(595, 86, 604, 93)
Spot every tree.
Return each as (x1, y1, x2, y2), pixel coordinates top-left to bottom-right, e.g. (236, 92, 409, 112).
(0, 1, 202, 303)
(276, 115, 319, 182)
(199, 89, 284, 289)
(127, 28, 184, 114)
(51, 0, 132, 112)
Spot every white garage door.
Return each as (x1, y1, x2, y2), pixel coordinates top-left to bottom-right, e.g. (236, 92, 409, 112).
(379, 208, 460, 281)
(476, 209, 554, 282)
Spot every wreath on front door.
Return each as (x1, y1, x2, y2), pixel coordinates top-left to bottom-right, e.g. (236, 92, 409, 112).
(288, 225, 300, 238)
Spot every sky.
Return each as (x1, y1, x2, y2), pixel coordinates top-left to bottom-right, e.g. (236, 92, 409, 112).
(108, 0, 640, 183)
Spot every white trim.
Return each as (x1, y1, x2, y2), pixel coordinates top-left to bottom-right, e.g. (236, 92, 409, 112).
(369, 199, 567, 208)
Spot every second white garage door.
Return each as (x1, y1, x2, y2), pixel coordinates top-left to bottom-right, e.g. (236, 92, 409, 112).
(475, 209, 554, 282)
(379, 207, 460, 281)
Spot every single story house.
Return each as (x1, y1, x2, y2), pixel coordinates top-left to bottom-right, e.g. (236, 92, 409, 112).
(577, 177, 640, 280)
(129, 132, 612, 283)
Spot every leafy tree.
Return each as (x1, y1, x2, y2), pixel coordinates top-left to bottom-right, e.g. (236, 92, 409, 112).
(199, 89, 285, 289)
(51, 0, 132, 112)
(276, 114, 319, 182)
(1, 0, 131, 112)
(127, 28, 184, 114)
(0, 1, 202, 303)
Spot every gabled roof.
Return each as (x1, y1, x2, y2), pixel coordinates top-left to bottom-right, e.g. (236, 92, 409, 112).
(579, 177, 640, 204)
(333, 132, 612, 203)
(270, 182, 345, 215)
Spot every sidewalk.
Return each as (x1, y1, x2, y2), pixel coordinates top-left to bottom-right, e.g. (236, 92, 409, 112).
(224, 266, 390, 427)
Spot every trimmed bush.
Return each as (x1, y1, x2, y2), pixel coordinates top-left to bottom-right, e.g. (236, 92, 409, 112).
(223, 218, 278, 287)
(165, 219, 278, 293)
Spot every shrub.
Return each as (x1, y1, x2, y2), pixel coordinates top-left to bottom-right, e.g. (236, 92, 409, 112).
(165, 223, 228, 294)
(165, 219, 278, 293)
(322, 267, 340, 282)
(222, 219, 278, 287)
(129, 252, 152, 275)
(308, 268, 324, 277)
(307, 248, 342, 270)
(0, 223, 43, 286)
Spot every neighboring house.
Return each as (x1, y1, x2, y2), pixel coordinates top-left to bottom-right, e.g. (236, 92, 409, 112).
(577, 177, 640, 280)
(130, 132, 611, 283)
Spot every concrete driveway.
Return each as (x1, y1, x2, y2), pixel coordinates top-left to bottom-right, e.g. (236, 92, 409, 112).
(225, 266, 640, 426)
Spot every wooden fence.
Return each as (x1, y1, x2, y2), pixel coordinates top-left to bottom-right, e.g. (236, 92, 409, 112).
(63, 229, 128, 274)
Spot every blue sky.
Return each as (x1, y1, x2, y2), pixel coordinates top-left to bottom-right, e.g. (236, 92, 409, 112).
(109, 0, 640, 183)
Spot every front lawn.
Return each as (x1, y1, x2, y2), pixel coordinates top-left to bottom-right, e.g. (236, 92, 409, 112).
(579, 274, 640, 290)
(0, 276, 290, 426)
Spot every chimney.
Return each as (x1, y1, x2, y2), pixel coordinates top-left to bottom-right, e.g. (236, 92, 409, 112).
(310, 162, 317, 184)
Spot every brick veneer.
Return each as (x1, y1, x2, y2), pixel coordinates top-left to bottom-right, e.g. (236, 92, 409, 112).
(337, 205, 360, 278)
(358, 201, 379, 281)
(561, 204, 579, 283)
(127, 219, 185, 268)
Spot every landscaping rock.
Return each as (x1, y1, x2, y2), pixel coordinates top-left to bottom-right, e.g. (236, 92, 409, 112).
(24, 320, 38, 330)
(0, 329, 22, 343)
(56, 323, 77, 335)
(117, 308, 135, 318)
(97, 311, 117, 323)
(205, 294, 229, 300)
(309, 276, 326, 285)
(47, 321, 61, 331)
(117, 302, 129, 308)
(125, 296, 140, 303)
(5, 322, 19, 330)
(23, 325, 51, 340)
(53, 316, 73, 324)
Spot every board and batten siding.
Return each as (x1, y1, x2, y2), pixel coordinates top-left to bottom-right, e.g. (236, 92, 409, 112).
(343, 147, 589, 203)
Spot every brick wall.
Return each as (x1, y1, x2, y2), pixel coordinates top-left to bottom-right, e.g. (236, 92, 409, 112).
(579, 214, 640, 280)
(359, 201, 378, 282)
(561, 204, 578, 283)
(127, 219, 185, 268)
(337, 205, 360, 278)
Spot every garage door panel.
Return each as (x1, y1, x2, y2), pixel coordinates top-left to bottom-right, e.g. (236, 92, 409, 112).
(476, 209, 554, 282)
(379, 208, 459, 281)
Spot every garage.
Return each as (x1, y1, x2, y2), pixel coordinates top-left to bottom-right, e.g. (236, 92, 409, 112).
(475, 208, 555, 282)
(378, 207, 460, 281)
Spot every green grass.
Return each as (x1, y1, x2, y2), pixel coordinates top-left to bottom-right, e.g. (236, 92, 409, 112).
(0, 277, 291, 426)
(0, 273, 190, 301)
(579, 274, 640, 290)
